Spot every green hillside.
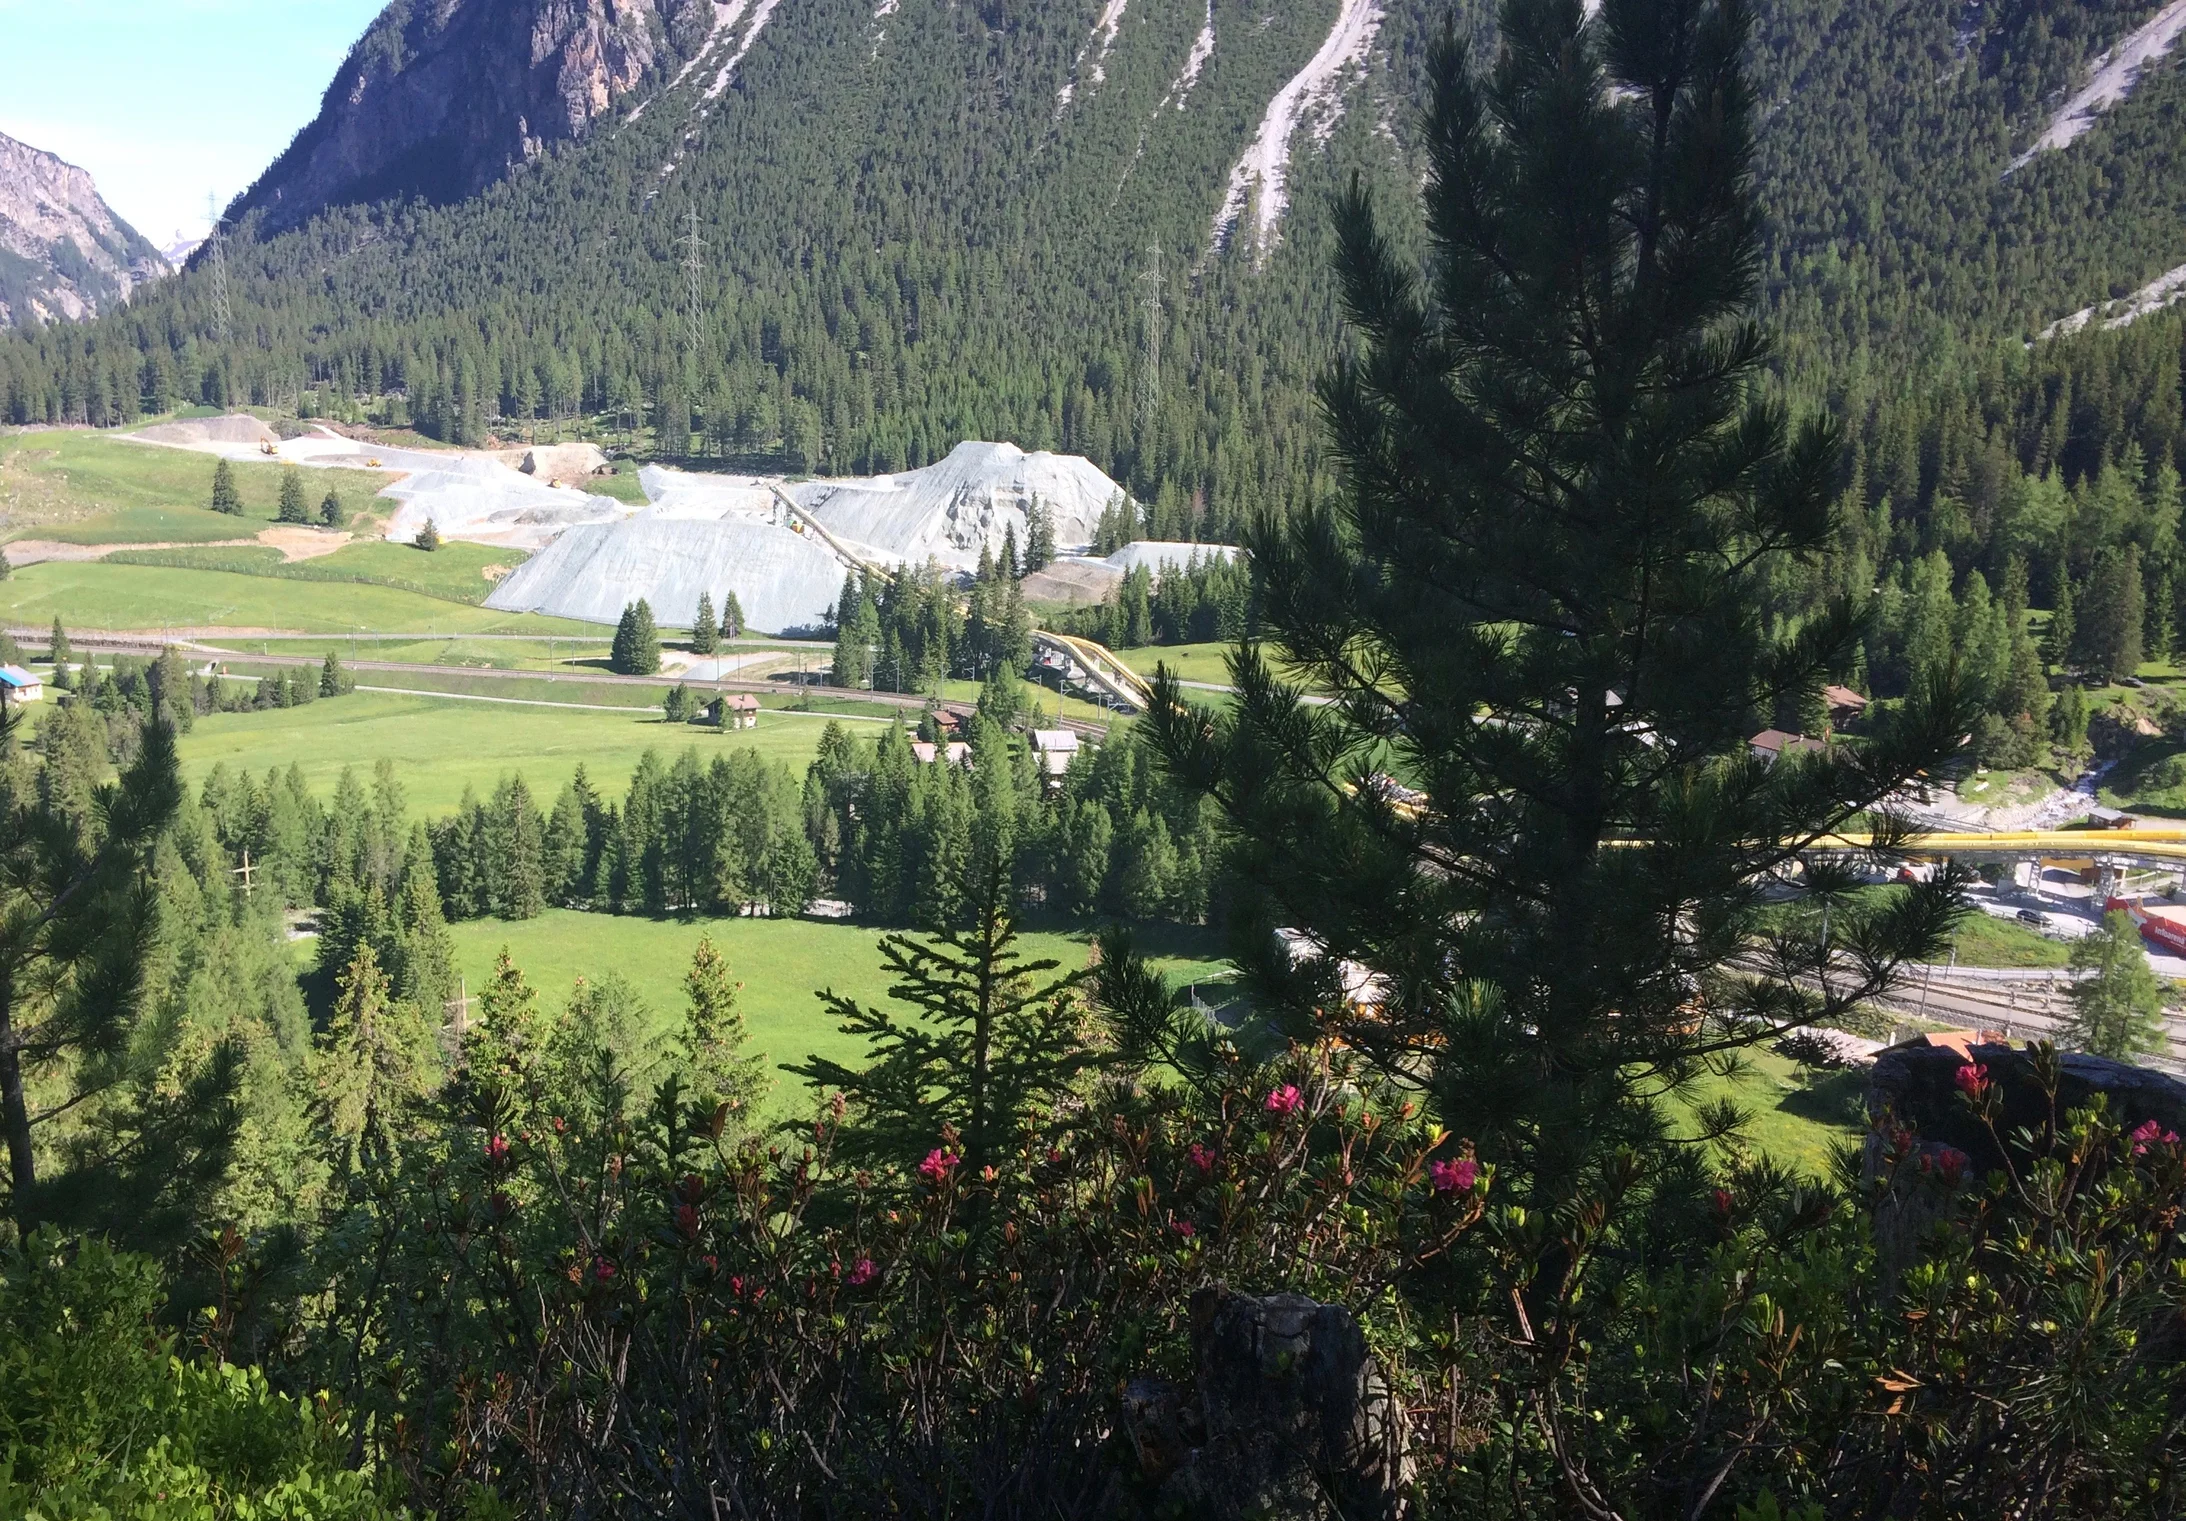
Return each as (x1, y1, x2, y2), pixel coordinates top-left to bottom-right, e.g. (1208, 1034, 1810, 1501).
(9, 0, 2186, 543)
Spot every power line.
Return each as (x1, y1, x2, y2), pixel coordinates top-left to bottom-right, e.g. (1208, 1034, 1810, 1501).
(206, 192, 232, 346)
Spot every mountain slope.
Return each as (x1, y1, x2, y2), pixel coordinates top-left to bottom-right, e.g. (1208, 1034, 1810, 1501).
(233, 0, 719, 237)
(8, 0, 2186, 509)
(0, 130, 166, 325)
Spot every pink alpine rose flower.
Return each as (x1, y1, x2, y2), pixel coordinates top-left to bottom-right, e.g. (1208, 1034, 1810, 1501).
(1264, 1084, 1303, 1117)
(1428, 1159, 1479, 1194)
(2131, 1119, 2181, 1155)
(1188, 1143, 1216, 1174)
(847, 1258, 878, 1287)
(918, 1148, 961, 1182)
(1953, 1063, 1990, 1100)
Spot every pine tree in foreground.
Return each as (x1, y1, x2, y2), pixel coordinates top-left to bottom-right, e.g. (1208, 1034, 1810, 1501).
(0, 719, 189, 1234)
(319, 487, 344, 527)
(415, 518, 441, 552)
(679, 934, 766, 1115)
(720, 590, 745, 639)
(787, 855, 1089, 1173)
(1149, 0, 1971, 1197)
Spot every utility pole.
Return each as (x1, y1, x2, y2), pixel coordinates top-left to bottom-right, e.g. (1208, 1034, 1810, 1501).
(1135, 243, 1162, 445)
(206, 192, 232, 346)
(682, 204, 706, 380)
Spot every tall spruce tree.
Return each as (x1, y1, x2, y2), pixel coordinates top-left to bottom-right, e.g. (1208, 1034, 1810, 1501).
(209, 457, 242, 515)
(721, 590, 745, 640)
(1150, 0, 1968, 1193)
(276, 466, 310, 524)
(610, 600, 662, 676)
(692, 592, 719, 655)
(47, 618, 70, 692)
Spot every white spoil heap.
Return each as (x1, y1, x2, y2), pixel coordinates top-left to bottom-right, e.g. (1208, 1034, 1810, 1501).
(484, 441, 1132, 632)
(486, 511, 847, 633)
(381, 455, 631, 550)
(788, 440, 1120, 569)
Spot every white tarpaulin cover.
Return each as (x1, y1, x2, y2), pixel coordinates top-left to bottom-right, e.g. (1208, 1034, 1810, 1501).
(485, 510, 847, 634)
(485, 442, 1133, 631)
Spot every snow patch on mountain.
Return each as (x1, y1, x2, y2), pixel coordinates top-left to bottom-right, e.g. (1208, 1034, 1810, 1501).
(1112, 0, 1218, 201)
(1057, 0, 1131, 112)
(2038, 259, 2186, 340)
(2008, 0, 2186, 171)
(1173, 0, 1216, 107)
(644, 0, 783, 189)
(630, 0, 749, 120)
(707, 0, 782, 98)
(1209, 0, 1382, 259)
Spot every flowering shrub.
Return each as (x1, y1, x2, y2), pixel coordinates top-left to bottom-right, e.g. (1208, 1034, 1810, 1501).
(269, 1040, 1486, 1517)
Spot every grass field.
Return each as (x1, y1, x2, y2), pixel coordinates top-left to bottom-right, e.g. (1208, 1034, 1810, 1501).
(0, 562, 595, 636)
(1949, 910, 2072, 968)
(105, 539, 525, 606)
(171, 689, 840, 812)
(1674, 1047, 1865, 1177)
(1, 430, 393, 544)
(447, 909, 1232, 1117)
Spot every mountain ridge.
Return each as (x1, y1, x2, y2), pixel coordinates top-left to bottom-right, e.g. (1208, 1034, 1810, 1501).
(0, 130, 166, 325)
(231, 0, 719, 238)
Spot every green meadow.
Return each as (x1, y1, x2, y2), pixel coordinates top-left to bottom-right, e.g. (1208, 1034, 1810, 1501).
(446, 910, 1233, 1116)
(171, 689, 842, 813)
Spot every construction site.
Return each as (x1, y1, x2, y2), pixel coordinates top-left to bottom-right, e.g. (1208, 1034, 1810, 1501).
(121, 415, 1188, 714)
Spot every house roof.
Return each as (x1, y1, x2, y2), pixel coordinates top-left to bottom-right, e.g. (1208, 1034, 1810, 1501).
(911, 740, 971, 766)
(718, 693, 761, 710)
(1821, 684, 1868, 710)
(0, 665, 39, 688)
(1030, 728, 1080, 752)
(1750, 728, 1827, 756)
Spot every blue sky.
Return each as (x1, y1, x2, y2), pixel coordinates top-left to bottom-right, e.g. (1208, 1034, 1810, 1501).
(0, 0, 388, 250)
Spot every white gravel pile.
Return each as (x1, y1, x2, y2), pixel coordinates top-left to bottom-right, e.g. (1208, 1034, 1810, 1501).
(484, 510, 845, 633)
(380, 456, 631, 550)
(789, 440, 1124, 570)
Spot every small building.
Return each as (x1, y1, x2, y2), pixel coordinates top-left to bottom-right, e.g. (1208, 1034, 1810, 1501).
(910, 740, 971, 767)
(708, 693, 761, 730)
(0, 665, 45, 704)
(1822, 684, 1868, 726)
(2087, 805, 2139, 830)
(1749, 729, 1827, 765)
(1031, 728, 1081, 782)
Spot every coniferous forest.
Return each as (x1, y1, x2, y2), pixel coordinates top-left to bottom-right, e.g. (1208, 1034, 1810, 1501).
(7, 0, 2186, 1516)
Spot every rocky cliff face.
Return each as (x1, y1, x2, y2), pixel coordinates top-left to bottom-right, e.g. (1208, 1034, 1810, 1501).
(230, 0, 713, 237)
(0, 131, 166, 325)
